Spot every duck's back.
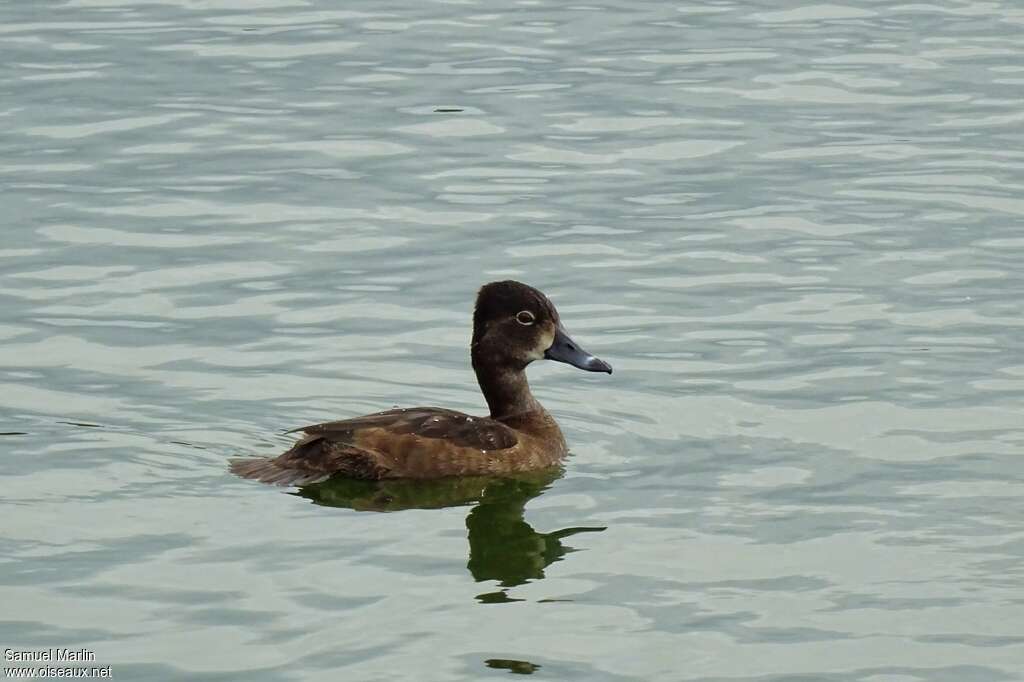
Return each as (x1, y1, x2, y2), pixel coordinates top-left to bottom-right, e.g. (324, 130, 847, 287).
(230, 407, 565, 485)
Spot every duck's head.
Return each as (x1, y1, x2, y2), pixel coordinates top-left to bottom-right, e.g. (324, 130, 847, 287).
(471, 280, 612, 375)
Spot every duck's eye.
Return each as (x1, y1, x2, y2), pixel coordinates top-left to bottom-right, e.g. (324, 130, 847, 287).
(515, 310, 536, 326)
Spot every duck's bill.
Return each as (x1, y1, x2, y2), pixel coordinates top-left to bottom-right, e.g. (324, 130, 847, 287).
(544, 327, 612, 374)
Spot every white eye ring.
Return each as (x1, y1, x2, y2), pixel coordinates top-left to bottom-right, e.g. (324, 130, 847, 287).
(516, 310, 535, 326)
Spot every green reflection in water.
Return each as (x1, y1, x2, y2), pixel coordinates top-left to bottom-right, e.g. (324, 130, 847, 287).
(294, 468, 605, 604)
(485, 658, 541, 675)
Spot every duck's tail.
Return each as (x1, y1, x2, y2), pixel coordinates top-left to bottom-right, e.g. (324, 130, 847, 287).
(229, 456, 331, 487)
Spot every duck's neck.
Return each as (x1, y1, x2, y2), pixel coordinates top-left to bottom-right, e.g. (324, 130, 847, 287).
(472, 356, 542, 421)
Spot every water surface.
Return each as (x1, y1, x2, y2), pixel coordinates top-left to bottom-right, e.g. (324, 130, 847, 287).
(3, 0, 1023, 680)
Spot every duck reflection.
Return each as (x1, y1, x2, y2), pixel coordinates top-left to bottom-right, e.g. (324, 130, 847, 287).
(294, 468, 604, 602)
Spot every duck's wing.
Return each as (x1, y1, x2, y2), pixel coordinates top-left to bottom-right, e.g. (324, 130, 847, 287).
(294, 408, 519, 450)
(230, 408, 519, 485)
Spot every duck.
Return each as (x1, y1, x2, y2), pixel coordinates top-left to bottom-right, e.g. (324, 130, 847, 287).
(230, 280, 612, 485)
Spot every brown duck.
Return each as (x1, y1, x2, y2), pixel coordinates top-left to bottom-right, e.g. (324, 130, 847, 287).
(230, 280, 612, 485)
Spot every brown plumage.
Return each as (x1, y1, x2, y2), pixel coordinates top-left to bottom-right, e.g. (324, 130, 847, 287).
(230, 281, 612, 485)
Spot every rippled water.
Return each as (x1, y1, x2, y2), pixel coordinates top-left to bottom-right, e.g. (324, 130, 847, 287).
(3, 0, 1024, 679)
